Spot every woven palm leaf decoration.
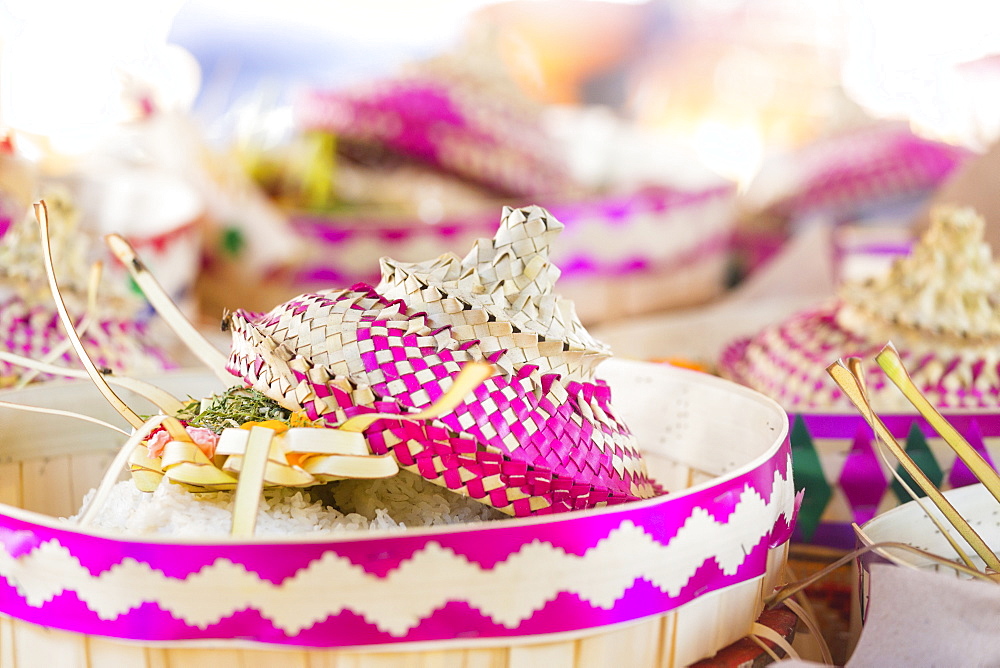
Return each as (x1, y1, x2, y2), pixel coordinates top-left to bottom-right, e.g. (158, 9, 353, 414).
(0, 192, 174, 385)
(227, 205, 656, 516)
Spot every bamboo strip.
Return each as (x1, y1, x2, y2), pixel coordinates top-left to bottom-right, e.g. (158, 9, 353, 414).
(144, 647, 169, 668)
(406, 650, 454, 668)
(660, 612, 678, 668)
(21, 456, 73, 518)
(11, 619, 87, 668)
(0, 617, 15, 668)
(508, 641, 576, 668)
(672, 590, 725, 668)
(233, 648, 311, 668)
(459, 648, 509, 668)
(0, 350, 184, 415)
(230, 426, 273, 536)
(576, 619, 662, 668)
(0, 462, 22, 508)
(84, 635, 154, 667)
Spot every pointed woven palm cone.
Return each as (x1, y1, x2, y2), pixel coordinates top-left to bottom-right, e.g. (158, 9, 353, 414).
(828, 359, 998, 571)
(876, 342, 1000, 505)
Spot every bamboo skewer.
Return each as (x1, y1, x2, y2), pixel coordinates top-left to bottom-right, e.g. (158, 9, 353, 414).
(875, 342, 1000, 505)
(828, 360, 998, 571)
(104, 233, 239, 387)
(842, 356, 979, 569)
(0, 400, 129, 436)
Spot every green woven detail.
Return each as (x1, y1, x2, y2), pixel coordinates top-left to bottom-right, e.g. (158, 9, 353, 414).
(891, 422, 944, 503)
(790, 415, 832, 542)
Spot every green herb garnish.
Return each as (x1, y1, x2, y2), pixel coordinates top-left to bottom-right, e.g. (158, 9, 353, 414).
(175, 387, 292, 433)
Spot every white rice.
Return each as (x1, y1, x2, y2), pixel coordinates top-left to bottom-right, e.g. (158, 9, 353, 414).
(72, 470, 506, 537)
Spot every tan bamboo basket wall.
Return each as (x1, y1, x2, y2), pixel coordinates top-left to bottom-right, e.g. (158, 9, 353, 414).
(0, 361, 793, 667)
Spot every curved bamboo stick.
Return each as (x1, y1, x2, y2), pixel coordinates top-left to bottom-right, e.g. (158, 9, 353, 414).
(876, 342, 1000, 505)
(844, 356, 977, 570)
(0, 350, 184, 414)
(828, 359, 999, 571)
(104, 233, 239, 386)
(0, 400, 128, 436)
(36, 201, 144, 429)
(15, 261, 103, 389)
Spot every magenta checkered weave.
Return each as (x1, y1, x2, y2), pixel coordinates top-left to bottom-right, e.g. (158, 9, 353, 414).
(226, 206, 655, 515)
(0, 295, 174, 381)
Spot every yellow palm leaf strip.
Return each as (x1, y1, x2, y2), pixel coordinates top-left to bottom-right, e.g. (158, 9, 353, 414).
(301, 452, 400, 480)
(828, 360, 1000, 571)
(0, 351, 185, 415)
(104, 233, 239, 387)
(876, 342, 1000, 505)
(161, 441, 238, 489)
(847, 356, 867, 398)
(160, 415, 194, 442)
(78, 415, 169, 526)
(35, 201, 143, 429)
(339, 362, 494, 432)
(128, 444, 164, 493)
(230, 425, 274, 537)
(846, 356, 977, 568)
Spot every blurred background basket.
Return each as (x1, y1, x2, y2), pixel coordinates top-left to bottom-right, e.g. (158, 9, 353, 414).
(786, 411, 1000, 548)
(261, 184, 735, 327)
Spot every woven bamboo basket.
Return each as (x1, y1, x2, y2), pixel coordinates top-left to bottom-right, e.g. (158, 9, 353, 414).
(0, 358, 793, 667)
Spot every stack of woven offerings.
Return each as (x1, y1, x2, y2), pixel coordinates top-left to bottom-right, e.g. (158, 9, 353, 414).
(200, 47, 736, 325)
(720, 206, 1000, 544)
(0, 192, 175, 385)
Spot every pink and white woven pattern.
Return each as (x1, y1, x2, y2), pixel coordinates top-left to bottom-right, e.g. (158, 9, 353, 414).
(227, 206, 654, 515)
(296, 76, 572, 198)
(721, 206, 1000, 412)
(0, 296, 174, 381)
